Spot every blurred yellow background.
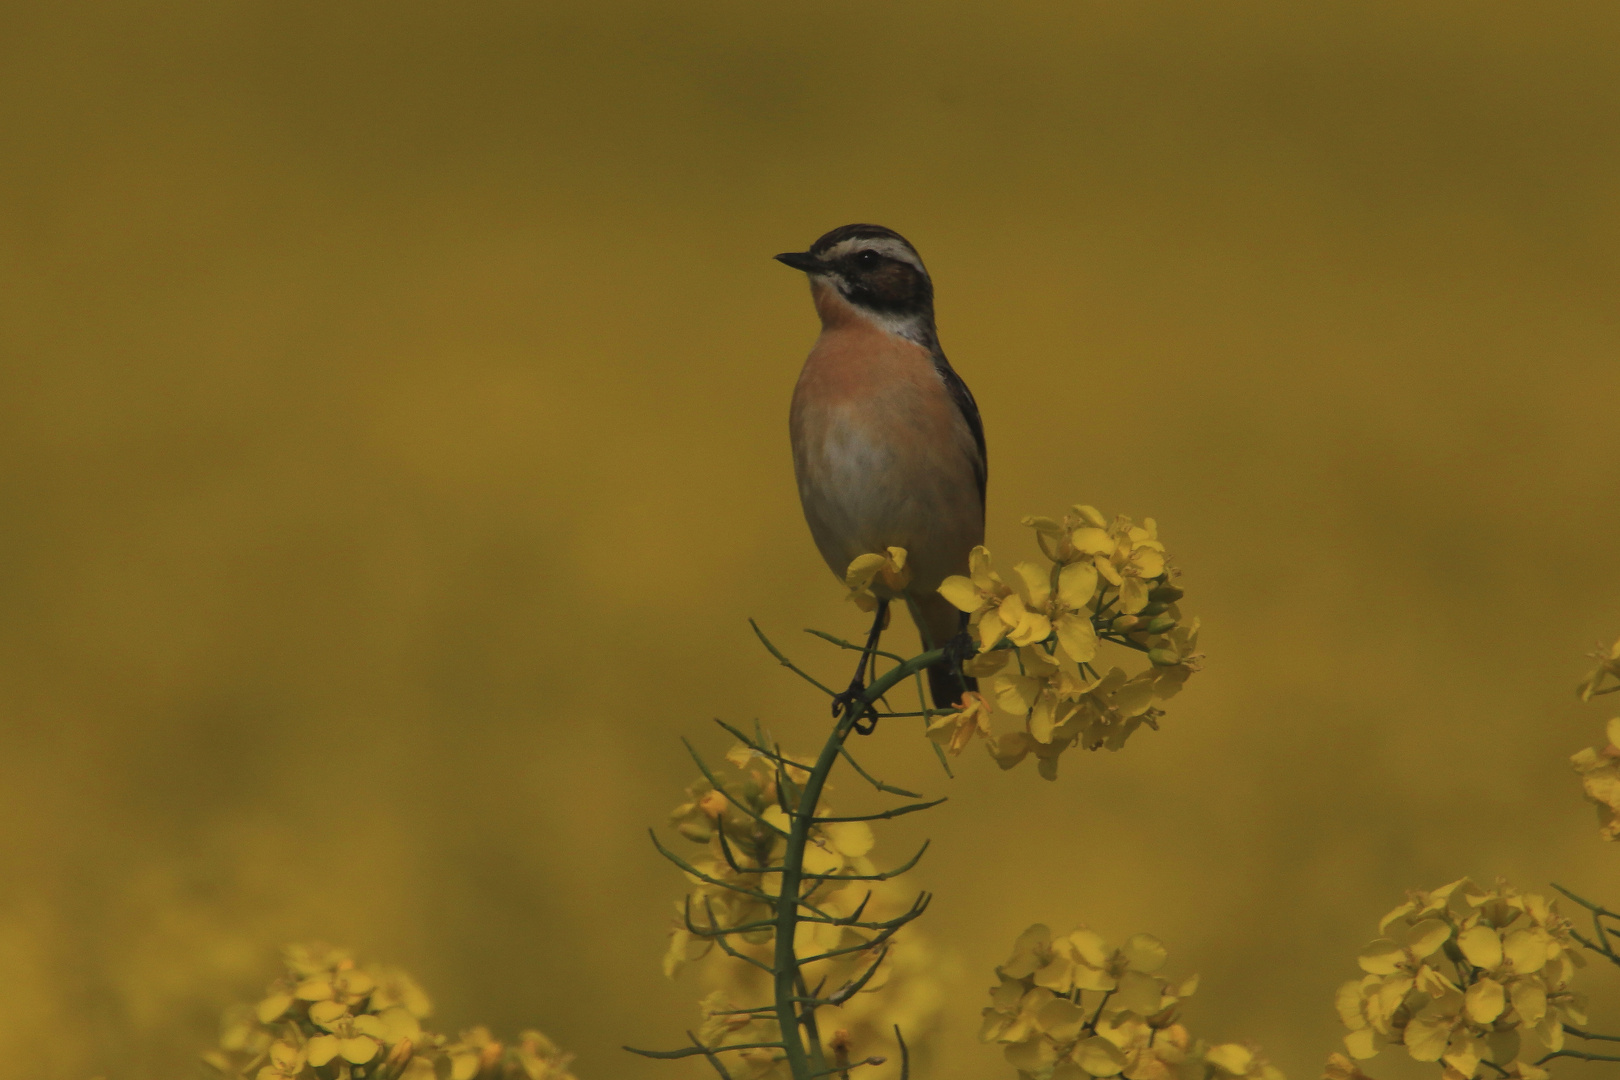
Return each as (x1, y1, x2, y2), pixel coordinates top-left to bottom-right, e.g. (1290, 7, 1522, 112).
(3, 2, 1620, 1077)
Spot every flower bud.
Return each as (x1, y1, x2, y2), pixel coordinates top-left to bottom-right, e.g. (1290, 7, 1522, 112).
(1148, 583, 1184, 603)
(1146, 614, 1177, 635)
(1111, 615, 1140, 633)
(381, 1039, 414, 1080)
(1139, 601, 1169, 617)
(1148, 648, 1182, 667)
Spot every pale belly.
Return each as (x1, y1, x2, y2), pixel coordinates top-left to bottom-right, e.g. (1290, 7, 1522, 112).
(793, 403, 982, 596)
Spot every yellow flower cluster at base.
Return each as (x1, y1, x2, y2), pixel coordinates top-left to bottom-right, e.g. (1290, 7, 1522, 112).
(663, 743, 941, 1079)
(202, 943, 577, 1080)
(927, 505, 1202, 780)
(982, 924, 1279, 1080)
(1570, 717, 1620, 841)
(1336, 879, 1583, 1080)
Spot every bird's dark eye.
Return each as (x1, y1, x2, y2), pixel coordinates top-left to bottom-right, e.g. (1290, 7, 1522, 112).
(856, 250, 881, 268)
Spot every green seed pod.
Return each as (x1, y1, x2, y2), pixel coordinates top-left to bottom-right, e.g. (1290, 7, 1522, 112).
(677, 821, 713, 844)
(1148, 647, 1182, 667)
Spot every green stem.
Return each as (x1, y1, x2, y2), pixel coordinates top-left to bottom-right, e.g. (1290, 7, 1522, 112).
(771, 646, 947, 1079)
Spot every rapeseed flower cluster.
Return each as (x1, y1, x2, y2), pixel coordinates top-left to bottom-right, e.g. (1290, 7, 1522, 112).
(663, 743, 940, 1079)
(925, 505, 1201, 779)
(1570, 717, 1620, 841)
(1335, 879, 1583, 1080)
(982, 924, 1278, 1080)
(203, 943, 577, 1080)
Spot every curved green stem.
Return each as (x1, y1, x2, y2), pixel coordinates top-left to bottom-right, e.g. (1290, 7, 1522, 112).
(770, 646, 947, 1078)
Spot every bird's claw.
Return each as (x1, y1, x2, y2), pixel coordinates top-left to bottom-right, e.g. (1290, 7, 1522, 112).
(945, 630, 978, 671)
(832, 679, 880, 736)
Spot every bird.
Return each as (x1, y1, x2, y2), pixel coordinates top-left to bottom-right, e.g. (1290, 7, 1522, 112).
(776, 224, 987, 729)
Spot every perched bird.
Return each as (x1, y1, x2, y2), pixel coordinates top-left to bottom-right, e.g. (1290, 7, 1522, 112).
(776, 224, 987, 724)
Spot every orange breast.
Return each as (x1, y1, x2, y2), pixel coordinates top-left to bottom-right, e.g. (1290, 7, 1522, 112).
(788, 285, 985, 597)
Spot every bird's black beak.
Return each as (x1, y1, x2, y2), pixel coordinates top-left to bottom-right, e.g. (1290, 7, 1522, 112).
(774, 251, 821, 273)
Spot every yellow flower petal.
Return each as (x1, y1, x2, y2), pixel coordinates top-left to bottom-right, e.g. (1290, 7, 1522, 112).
(1058, 561, 1098, 610)
(1205, 1044, 1253, 1075)
(1055, 614, 1099, 665)
(1068, 929, 1111, 968)
(1009, 612, 1053, 648)
(1072, 527, 1113, 556)
(1122, 933, 1168, 973)
(1012, 561, 1051, 608)
(1504, 929, 1549, 973)
(1113, 970, 1161, 1015)
(1132, 548, 1166, 579)
(339, 1040, 378, 1067)
(1072, 504, 1108, 528)
(1343, 1028, 1385, 1060)
(1005, 1035, 1057, 1071)
(969, 545, 996, 589)
(1357, 939, 1403, 976)
(844, 552, 888, 590)
(1074, 1035, 1127, 1077)
(257, 993, 294, 1025)
(977, 611, 1008, 651)
(825, 821, 874, 858)
(306, 1035, 341, 1068)
(1037, 997, 1086, 1041)
(294, 978, 334, 1002)
(938, 575, 982, 613)
(1457, 925, 1503, 970)
(308, 1000, 349, 1029)
(1511, 980, 1547, 1026)
(994, 673, 1043, 715)
(1465, 977, 1505, 1024)
(1406, 919, 1452, 960)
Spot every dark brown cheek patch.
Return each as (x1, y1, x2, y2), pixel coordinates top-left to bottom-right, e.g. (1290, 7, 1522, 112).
(873, 264, 923, 306)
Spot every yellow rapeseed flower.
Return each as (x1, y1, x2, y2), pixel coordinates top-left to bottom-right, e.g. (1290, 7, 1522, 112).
(1571, 717, 1620, 841)
(983, 922, 1269, 1080)
(934, 504, 1198, 781)
(206, 944, 576, 1080)
(845, 547, 911, 612)
(1336, 879, 1582, 1079)
(927, 690, 994, 755)
(1577, 634, 1620, 701)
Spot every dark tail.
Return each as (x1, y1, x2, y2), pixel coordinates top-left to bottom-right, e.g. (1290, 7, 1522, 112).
(909, 591, 978, 710)
(926, 662, 977, 711)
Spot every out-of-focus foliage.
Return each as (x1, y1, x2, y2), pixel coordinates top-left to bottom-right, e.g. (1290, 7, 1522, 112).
(203, 944, 578, 1080)
(1576, 636, 1620, 703)
(661, 743, 940, 1078)
(931, 506, 1200, 778)
(982, 923, 1279, 1080)
(1570, 718, 1620, 842)
(1571, 635, 1620, 839)
(1334, 880, 1582, 1080)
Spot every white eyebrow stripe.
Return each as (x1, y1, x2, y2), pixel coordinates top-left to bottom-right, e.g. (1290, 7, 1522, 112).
(820, 237, 929, 278)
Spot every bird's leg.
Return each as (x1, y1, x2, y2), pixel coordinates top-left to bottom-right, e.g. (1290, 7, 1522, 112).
(832, 600, 888, 735)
